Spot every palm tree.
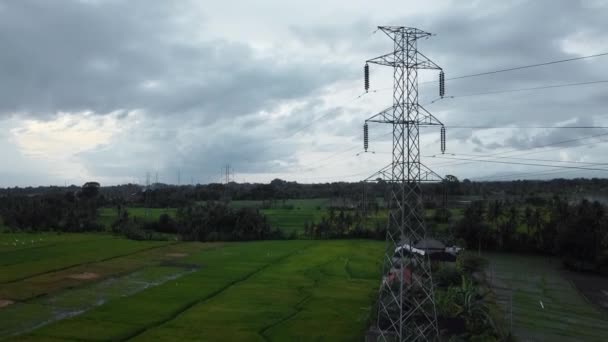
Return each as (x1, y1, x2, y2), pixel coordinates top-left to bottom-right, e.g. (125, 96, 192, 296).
(486, 200, 502, 229)
(524, 206, 533, 236)
(531, 208, 544, 249)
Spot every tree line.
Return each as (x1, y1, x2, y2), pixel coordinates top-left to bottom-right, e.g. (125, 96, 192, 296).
(0, 183, 102, 232)
(453, 196, 608, 274)
(4, 177, 608, 205)
(110, 202, 284, 242)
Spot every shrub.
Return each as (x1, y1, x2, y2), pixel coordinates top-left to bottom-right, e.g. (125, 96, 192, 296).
(176, 203, 274, 242)
(456, 253, 489, 276)
(434, 265, 462, 288)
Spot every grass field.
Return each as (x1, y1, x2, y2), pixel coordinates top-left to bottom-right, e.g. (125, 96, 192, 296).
(97, 198, 459, 236)
(485, 252, 608, 341)
(97, 207, 178, 229)
(99, 199, 331, 235)
(0, 233, 383, 341)
(231, 199, 330, 235)
(261, 208, 325, 235)
(229, 198, 330, 210)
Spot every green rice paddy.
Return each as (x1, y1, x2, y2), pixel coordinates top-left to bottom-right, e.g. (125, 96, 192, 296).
(485, 252, 608, 341)
(97, 208, 177, 228)
(0, 233, 383, 341)
(96, 198, 461, 236)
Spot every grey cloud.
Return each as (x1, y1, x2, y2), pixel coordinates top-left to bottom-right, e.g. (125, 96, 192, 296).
(75, 111, 299, 182)
(502, 116, 603, 150)
(0, 0, 347, 121)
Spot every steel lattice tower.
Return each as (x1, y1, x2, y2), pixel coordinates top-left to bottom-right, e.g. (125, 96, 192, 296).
(364, 26, 445, 341)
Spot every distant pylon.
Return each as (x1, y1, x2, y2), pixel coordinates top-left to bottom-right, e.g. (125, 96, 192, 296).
(145, 172, 151, 218)
(223, 164, 234, 184)
(364, 26, 446, 341)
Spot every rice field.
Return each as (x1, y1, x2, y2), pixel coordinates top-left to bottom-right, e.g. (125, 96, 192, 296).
(485, 252, 608, 341)
(0, 233, 383, 341)
(97, 208, 177, 229)
(96, 198, 456, 236)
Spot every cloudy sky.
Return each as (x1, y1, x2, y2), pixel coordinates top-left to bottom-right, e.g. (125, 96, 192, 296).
(1, 0, 607, 187)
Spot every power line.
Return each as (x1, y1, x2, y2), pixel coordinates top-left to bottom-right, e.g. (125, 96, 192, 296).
(297, 131, 394, 173)
(445, 153, 608, 166)
(427, 132, 608, 168)
(369, 79, 608, 101)
(422, 52, 608, 83)
(464, 138, 608, 180)
(292, 97, 441, 174)
(290, 169, 371, 182)
(295, 128, 608, 176)
(277, 92, 367, 140)
(416, 129, 604, 178)
(470, 160, 608, 181)
(428, 137, 607, 169)
(427, 155, 608, 172)
(472, 167, 584, 181)
(445, 125, 608, 129)
(237, 52, 608, 180)
(449, 80, 608, 98)
(297, 146, 360, 171)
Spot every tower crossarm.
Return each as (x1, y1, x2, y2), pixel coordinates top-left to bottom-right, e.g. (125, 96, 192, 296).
(419, 162, 444, 183)
(377, 26, 432, 39)
(367, 52, 441, 70)
(365, 105, 395, 124)
(365, 162, 443, 183)
(364, 163, 393, 182)
(417, 104, 443, 126)
(365, 104, 443, 126)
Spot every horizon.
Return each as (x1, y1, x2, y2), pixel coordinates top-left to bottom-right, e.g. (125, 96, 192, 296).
(1, 0, 607, 186)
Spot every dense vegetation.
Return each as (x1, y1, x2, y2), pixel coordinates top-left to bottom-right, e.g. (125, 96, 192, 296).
(105, 203, 286, 242)
(305, 207, 385, 239)
(434, 253, 505, 340)
(453, 196, 608, 274)
(0, 183, 102, 232)
(3, 177, 608, 205)
(174, 203, 283, 241)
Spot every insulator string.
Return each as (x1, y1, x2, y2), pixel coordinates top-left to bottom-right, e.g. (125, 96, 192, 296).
(364, 63, 370, 93)
(363, 123, 369, 151)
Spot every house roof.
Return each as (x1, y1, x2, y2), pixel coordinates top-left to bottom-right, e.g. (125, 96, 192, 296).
(414, 238, 446, 250)
(394, 244, 426, 256)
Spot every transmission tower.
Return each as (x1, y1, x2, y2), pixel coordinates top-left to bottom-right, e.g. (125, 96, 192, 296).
(364, 26, 446, 341)
(223, 164, 235, 184)
(145, 172, 151, 218)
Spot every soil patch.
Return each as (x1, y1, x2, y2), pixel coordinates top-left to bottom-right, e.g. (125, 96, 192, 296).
(562, 269, 608, 314)
(166, 253, 188, 258)
(68, 272, 100, 280)
(0, 299, 14, 308)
